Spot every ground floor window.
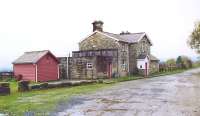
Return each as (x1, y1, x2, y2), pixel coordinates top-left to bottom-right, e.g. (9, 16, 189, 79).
(87, 63, 93, 69)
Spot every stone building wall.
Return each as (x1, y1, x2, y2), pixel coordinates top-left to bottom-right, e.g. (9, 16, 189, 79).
(58, 57, 68, 79)
(128, 37, 151, 75)
(149, 61, 159, 74)
(79, 32, 129, 77)
(136, 37, 151, 56)
(69, 57, 97, 79)
(69, 55, 118, 79)
(118, 42, 129, 76)
(128, 43, 138, 75)
(79, 32, 119, 51)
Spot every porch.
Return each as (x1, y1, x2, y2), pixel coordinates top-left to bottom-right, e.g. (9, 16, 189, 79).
(70, 49, 118, 79)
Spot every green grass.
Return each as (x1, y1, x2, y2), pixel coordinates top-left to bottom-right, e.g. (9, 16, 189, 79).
(150, 69, 187, 77)
(0, 82, 112, 115)
(113, 76, 141, 82)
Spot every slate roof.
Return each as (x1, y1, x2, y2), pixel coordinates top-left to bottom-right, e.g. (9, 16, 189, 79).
(13, 50, 54, 64)
(137, 54, 148, 59)
(150, 54, 159, 61)
(137, 54, 159, 61)
(102, 31, 152, 44)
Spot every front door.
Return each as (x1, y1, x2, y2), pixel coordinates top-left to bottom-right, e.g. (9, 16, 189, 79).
(145, 62, 148, 77)
(107, 63, 112, 79)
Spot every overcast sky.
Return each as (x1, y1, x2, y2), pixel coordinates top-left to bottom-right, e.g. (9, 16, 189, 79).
(0, 0, 200, 70)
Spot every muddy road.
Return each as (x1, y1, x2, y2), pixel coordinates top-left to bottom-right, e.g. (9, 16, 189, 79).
(55, 68, 200, 116)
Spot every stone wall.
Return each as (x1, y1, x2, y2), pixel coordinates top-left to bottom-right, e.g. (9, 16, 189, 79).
(69, 49, 119, 79)
(79, 32, 119, 51)
(128, 36, 151, 75)
(149, 61, 159, 74)
(58, 57, 68, 79)
(128, 43, 138, 75)
(118, 42, 129, 76)
(68, 57, 98, 79)
(136, 37, 151, 56)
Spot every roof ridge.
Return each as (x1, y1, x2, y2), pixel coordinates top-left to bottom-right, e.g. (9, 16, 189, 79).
(120, 32, 145, 35)
(103, 31, 116, 34)
(25, 50, 49, 53)
(131, 32, 145, 34)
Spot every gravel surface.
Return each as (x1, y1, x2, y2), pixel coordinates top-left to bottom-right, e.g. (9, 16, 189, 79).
(54, 68, 200, 116)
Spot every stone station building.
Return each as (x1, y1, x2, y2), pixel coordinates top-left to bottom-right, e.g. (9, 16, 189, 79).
(59, 21, 159, 79)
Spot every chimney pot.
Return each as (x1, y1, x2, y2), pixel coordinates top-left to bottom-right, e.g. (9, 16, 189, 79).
(92, 20, 104, 32)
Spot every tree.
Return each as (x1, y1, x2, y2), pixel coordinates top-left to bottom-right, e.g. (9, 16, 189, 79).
(188, 22, 200, 53)
(166, 58, 176, 66)
(181, 56, 193, 68)
(176, 56, 193, 69)
(176, 56, 183, 68)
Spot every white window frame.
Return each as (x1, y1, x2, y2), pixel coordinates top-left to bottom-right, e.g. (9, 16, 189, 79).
(87, 63, 93, 69)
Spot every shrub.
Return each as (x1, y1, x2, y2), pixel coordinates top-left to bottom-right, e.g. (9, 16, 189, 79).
(176, 56, 193, 69)
(30, 83, 48, 90)
(15, 75, 23, 81)
(18, 80, 30, 92)
(0, 82, 10, 88)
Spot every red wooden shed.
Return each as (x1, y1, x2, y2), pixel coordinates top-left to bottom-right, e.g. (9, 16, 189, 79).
(13, 50, 59, 82)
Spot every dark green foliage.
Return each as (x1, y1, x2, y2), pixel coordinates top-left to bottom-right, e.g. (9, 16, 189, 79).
(0, 76, 16, 82)
(176, 56, 193, 69)
(166, 58, 176, 65)
(176, 56, 184, 68)
(30, 83, 48, 90)
(0, 82, 10, 88)
(18, 80, 30, 92)
(15, 75, 23, 81)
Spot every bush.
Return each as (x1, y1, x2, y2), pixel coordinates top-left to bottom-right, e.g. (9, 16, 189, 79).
(30, 83, 48, 90)
(15, 75, 23, 81)
(176, 56, 193, 69)
(18, 80, 30, 92)
(0, 82, 10, 88)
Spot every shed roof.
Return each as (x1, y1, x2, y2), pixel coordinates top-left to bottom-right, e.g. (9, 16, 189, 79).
(13, 50, 59, 64)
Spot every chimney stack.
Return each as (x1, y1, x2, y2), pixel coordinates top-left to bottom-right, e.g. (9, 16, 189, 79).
(120, 31, 131, 35)
(92, 20, 104, 32)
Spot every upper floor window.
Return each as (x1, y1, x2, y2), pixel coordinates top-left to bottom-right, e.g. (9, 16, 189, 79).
(122, 43, 126, 51)
(141, 41, 145, 52)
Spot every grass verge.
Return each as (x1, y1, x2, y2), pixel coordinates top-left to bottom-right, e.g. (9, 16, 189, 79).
(149, 69, 187, 77)
(0, 82, 112, 115)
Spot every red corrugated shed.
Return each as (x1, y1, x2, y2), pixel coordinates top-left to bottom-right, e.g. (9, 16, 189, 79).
(13, 50, 59, 82)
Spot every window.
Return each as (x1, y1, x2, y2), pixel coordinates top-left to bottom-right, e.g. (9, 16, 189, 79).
(87, 63, 93, 69)
(122, 59, 125, 65)
(141, 41, 145, 52)
(122, 43, 126, 51)
(121, 59, 126, 71)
